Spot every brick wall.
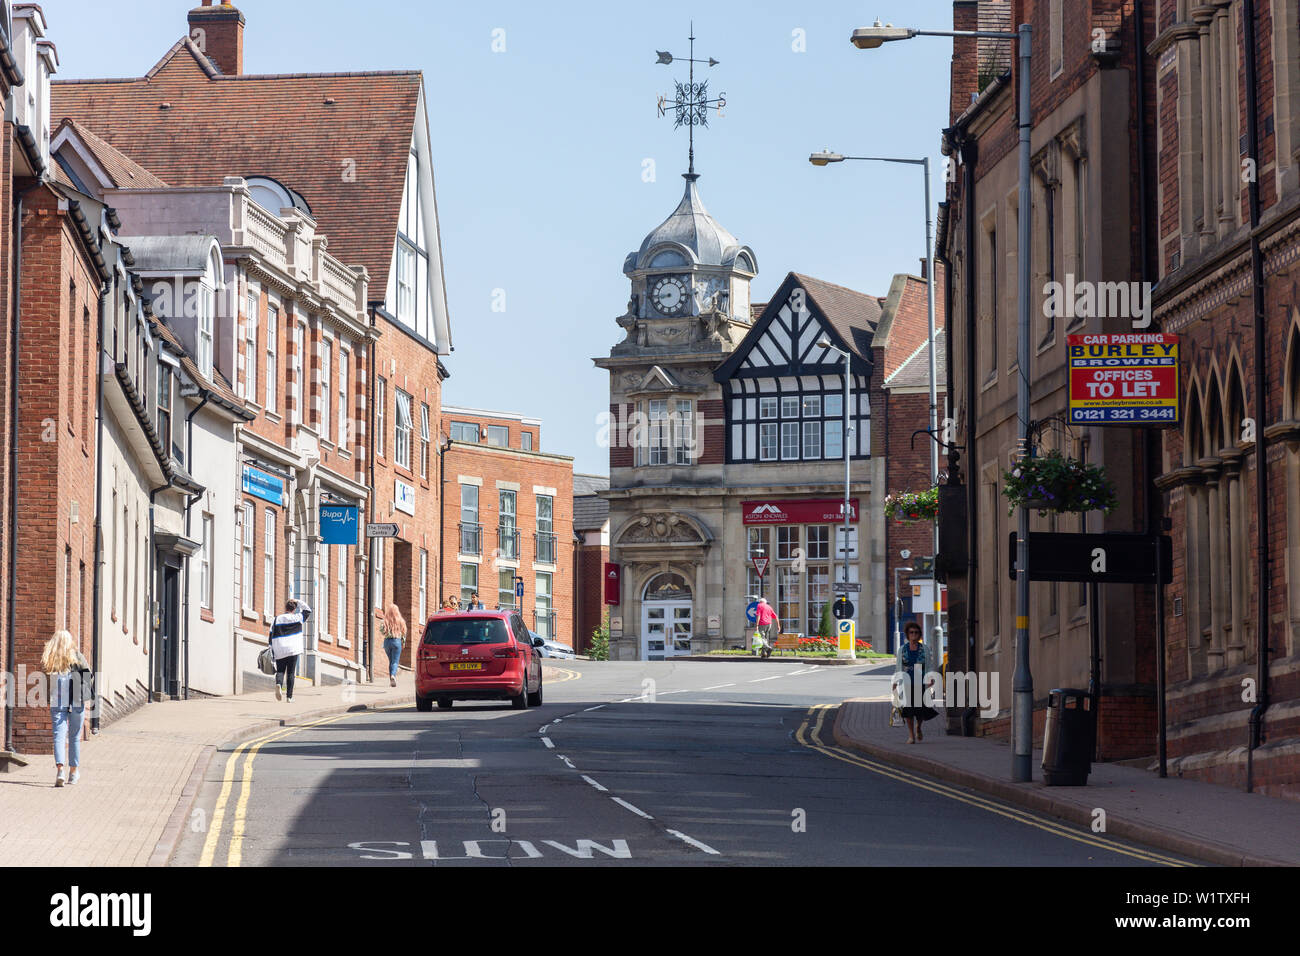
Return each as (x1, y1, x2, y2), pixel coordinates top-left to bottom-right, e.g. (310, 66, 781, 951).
(9, 186, 100, 753)
(574, 538, 609, 653)
(440, 442, 573, 643)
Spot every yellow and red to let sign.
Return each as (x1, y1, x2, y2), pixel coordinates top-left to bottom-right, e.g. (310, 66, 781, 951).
(1067, 333, 1179, 425)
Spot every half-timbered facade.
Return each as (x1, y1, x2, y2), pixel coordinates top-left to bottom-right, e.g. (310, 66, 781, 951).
(596, 173, 882, 658)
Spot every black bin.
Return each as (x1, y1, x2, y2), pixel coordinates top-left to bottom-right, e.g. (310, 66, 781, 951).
(1041, 688, 1094, 786)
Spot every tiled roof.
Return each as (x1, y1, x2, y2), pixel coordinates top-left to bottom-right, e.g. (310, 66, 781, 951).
(791, 273, 883, 361)
(52, 38, 421, 293)
(884, 329, 948, 389)
(573, 473, 608, 497)
(55, 118, 169, 188)
(149, 312, 249, 418)
(573, 495, 609, 532)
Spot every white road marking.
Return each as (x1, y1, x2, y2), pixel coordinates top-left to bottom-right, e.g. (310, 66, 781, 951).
(658, 689, 689, 695)
(702, 683, 735, 690)
(666, 829, 721, 855)
(538, 725, 549, 733)
(748, 675, 784, 683)
(581, 775, 608, 792)
(583, 705, 606, 711)
(559, 755, 575, 769)
(611, 797, 653, 820)
(541, 737, 555, 749)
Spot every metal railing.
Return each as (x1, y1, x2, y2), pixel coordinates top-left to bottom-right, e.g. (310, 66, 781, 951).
(497, 526, 520, 560)
(535, 530, 557, 564)
(458, 521, 481, 555)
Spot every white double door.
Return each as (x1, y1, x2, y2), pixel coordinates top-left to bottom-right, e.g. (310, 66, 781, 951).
(642, 601, 692, 661)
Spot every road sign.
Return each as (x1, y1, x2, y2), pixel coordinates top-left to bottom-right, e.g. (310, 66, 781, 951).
(365, 523, 399, 538)
(1067, 333, 1179, 425)
(752, 556, 769, 578)
(836, 618, 856, 654)
(832, 596, 854, 620)
(1008, 531, 1172, 584)
(515, 578, 525, 599)
(745, 600, 759, 625)
(834, 582, 862, 593)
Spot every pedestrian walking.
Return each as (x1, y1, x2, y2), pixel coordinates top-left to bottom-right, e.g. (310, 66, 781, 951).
(41, 630, 91, 787)
(898, 621, 938, 743)
(754, 597, 778, 658)
(269, 598, 311, 702)
(375, 602, 407, 687)
(465, 591, 485, 611)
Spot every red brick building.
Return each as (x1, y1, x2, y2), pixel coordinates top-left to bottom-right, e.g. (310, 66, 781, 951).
(573, 473, 610, 654)
(52, 0, 452, 685)
(1147, 0, 1300, 797)
(438, 406, 574, 644)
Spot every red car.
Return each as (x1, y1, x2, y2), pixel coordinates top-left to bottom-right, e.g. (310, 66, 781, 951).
(415, 609, 543, 711)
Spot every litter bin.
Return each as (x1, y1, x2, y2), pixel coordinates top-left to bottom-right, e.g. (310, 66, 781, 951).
(1041, 688, 1094, 786)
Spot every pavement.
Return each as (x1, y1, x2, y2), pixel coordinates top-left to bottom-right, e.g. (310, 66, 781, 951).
(833, 697, 1300, 867)
(0, 671, 415, 866)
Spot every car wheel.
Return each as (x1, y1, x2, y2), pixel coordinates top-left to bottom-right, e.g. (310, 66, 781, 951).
(437, 699, 453, 710)
(527, 674, 543, 707)
(415, 694, 433, 712)
(511, 681, 529, 709)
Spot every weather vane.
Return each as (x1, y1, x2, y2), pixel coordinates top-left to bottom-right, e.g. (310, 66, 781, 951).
(656, 23, 726, 178)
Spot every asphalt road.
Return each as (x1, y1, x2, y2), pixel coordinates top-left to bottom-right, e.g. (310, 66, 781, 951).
(173, 659, 1194, 867)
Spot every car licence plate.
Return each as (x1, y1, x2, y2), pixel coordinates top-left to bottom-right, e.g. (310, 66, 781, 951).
(449, 662, 482, 671)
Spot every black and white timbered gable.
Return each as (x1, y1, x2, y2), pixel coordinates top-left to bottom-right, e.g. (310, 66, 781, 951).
(714, 273, 877, 466)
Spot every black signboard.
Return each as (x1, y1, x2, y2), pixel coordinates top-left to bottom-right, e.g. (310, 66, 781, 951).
(1007, 531, 1172, 584)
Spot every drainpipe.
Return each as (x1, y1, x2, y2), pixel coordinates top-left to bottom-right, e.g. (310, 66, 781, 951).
(90, 277, 109, 732)
(5, 183, 40, 753)
(962, 132, 979, 733)
(183, 391, 211, 700)
(1241, 0, 1270, 792)
(365, 314, 376, 682)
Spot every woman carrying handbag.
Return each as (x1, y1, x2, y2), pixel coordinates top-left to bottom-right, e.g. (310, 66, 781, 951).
(374, 603, 408, 687)
(41, 630, 92, 787)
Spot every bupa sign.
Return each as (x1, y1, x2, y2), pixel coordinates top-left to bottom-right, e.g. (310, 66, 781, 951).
(319, 505, 359, 545)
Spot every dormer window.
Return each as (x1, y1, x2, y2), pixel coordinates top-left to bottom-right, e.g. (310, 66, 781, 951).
(246, 175, 311, 216)
(649, 249, 687, 269)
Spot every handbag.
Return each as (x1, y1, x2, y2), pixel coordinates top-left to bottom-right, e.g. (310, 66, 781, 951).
(72, 664, 95, 710)
(258, 646, 276, 676)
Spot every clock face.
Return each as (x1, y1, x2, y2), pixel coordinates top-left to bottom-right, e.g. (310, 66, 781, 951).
(650, 275, 689, 315)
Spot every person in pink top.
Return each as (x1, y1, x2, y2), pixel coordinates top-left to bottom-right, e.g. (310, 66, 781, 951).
(754, 597, 778, 656)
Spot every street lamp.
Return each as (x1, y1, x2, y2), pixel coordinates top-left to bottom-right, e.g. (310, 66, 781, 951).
(852, 17, 1035, 783)
(818, 337, 854, 660)
(808, 147, 941, 652)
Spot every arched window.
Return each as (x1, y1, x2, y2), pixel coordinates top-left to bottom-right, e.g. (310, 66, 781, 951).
(648, 249, 687, 269)
(643, 572, 691, 602)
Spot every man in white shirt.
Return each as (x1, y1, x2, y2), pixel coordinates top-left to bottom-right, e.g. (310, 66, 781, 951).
(269, 598, 312, 702)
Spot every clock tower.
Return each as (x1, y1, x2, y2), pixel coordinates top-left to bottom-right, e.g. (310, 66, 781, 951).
(594, 172, 757, 660)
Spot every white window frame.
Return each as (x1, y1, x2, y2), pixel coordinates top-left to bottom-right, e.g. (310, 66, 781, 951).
(319, 337, 332, 440)
(486, 424, 509, 447)
(759, 423, 778, 461)
(396, 240, 416, 326)
(318, 540, 329, 638)
(244, 291, 258, 403)
(263, 509, 276, 617)
(376, 377, 387, 458)
(337, 541, 347, 642)
(780, 421, 800, 460)
(802, 420, 821, 459)
(419, 548, 428, 624)
(265, 304, 277, 413)
(419, 403, 431, 478)
(198, 283, 214, 379)
(200, 513, 213, 610)
(241, 501, 255, 612)
(372, 537, 384, 610)
(395, 389, 413, 469)
(337, 346, 349, 450)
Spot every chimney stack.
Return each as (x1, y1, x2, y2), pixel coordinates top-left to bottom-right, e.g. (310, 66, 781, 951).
(188, 1, 244, 75)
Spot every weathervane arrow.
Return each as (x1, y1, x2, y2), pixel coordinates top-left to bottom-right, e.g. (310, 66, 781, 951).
(655, 24, 726, 178)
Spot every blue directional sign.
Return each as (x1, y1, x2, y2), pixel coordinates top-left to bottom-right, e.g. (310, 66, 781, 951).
(242, 465, 285, 506)
(746, 600, 759, 625)
(515, 578, 524, 599)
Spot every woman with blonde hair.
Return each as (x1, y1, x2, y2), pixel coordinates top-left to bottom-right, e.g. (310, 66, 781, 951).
(374, 603, 408, 687)
(40, 630, 91, 787)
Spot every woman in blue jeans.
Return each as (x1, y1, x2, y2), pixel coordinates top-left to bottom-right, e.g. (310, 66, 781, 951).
(41, 630, 91, 787)
(375, 603, 407, 687)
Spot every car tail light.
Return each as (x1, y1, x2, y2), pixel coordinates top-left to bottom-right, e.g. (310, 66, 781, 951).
(493, 645, 521, 659)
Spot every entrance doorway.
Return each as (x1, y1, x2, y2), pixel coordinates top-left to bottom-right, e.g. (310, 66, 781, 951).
(641, 572, 692, 660)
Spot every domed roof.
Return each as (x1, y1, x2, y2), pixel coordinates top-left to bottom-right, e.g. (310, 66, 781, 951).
(627, 173, 754, 274)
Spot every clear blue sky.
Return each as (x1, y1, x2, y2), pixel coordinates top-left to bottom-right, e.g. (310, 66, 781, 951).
(54, 0, 956, 474)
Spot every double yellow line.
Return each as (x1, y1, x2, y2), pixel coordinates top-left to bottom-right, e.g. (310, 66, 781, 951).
(796, 704, 1191, 867)
(542, 665, 582, 684)
(199, 712, 353, 867)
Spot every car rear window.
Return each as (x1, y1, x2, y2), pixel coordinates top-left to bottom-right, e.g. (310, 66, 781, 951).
(422, 617, 511, 646)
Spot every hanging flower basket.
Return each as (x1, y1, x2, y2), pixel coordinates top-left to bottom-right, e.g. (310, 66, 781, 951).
(884, 487, 939, 523)
(1001, 449, 1118, 516)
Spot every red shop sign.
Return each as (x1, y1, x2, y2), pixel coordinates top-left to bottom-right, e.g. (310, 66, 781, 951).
(603, 562, 621, 605)
(742, 498, 860, 525)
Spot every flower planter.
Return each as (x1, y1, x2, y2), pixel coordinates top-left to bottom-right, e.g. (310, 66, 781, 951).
(1002, 450, 1118, 517)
